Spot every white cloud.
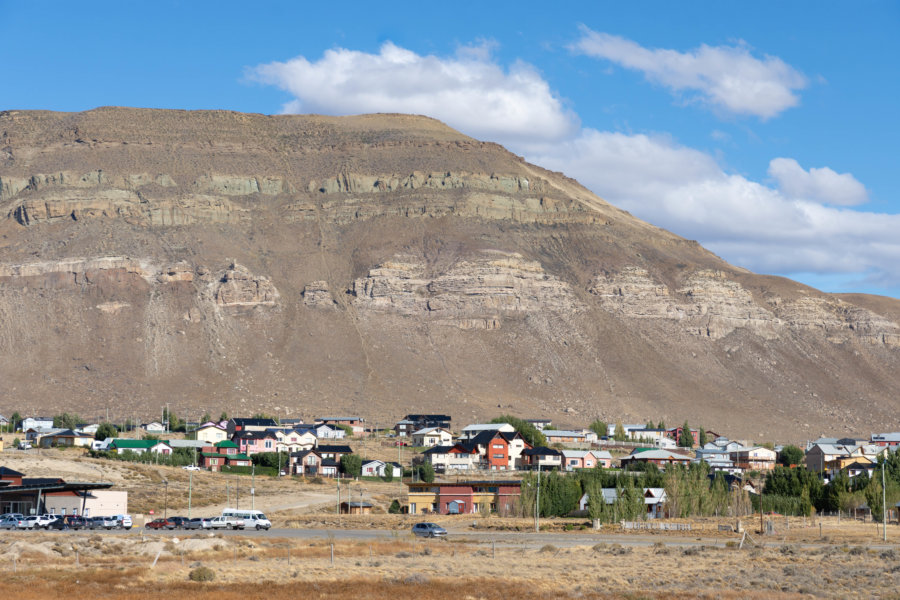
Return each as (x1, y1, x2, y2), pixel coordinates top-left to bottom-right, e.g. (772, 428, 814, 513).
(768, 157, 868, 206)
(249, 42, 579, 143)
(249, 40, 898, 295)
(522, 130, 900, 285)
(571, 29, 807, 119)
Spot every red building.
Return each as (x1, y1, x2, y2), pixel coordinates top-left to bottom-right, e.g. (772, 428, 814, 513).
(406, 480, 522, 515)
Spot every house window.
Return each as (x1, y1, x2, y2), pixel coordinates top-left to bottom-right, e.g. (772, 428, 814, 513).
(492, 454, 505, 459)
(265, 440, 273, 449)
(493, 444, 504, 449)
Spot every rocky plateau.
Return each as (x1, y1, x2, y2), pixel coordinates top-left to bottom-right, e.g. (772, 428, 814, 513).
(0, 107, 899, 441)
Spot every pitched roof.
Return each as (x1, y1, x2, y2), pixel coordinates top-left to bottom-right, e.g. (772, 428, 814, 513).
(110, 439, 170, 449)
(522, 446, 564, 457)
(231, 417, 279, 427)
(316, 444, 353, 453)
(215, 440, 240, 448)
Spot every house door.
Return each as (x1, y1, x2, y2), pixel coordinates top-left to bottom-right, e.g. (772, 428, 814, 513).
(448, 500, 463, 514)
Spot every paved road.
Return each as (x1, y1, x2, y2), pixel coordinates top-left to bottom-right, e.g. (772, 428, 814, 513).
(25, 526, 900, 551)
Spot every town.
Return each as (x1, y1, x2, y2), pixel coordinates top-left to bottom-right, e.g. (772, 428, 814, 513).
(3, 411, 899, 526)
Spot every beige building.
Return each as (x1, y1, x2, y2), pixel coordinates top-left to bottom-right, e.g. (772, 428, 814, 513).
(194, 423, 228, 444)
(45, 490, 128, 517)
(412, 427, 453, 447)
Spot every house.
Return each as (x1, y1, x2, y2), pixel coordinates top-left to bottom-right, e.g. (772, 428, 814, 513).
(627, 428, 668, 443)
(25, 427, 66, 445)
(315, 444, 353, 462)
(361, 459, 402, 478)
(77, 423, 100, 435)
(562, 449, 612, 470)
(233, 430, 279, 456)
(606, 424, 647, 437)
(142, 421, 167, 434)
(469, 430, 532, 470)
(542, 430, 596, 444)
(805, 441, 887, 474)
(38, 429, 94, 448)
(732, 446, 777, 471)
(192, 422, 229, 444)
(693, 447, 740, 474)
(340, 501, 373, 515)
(314, 417, 364, 435)
(458, 423, 515, 441)
(21, 417, 54, 431)
(308, 423, 346, 440)
(620, 448, 692, 469)
(199, 440, 251, 471)
(578, 488, 668, 519)
(411, 427, 453, 448)
(871, 433, 900, 448)
(406, 480, 522, 515)
(422, 444, 482, 472)
(107, 439, 173, 455)
(844, 461, 877, 479)
(226, 417, 279, 437)
(521, 447, 564, 470)
(290, 450, 340, 477)
(525, 419, 553, 431)
(395, 414, 452, 437)
(272, 429, 317, 453)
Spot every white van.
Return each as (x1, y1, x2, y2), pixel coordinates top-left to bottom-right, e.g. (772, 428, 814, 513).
(221, 508, 271, 531)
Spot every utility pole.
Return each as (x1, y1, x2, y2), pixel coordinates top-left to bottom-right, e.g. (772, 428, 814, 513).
(251, 464, 255, 511)
(883, 459, 888, 542)
(534, 465, 541, 533)
(188, 469, 193, 519)
(236, 475, 239, 510)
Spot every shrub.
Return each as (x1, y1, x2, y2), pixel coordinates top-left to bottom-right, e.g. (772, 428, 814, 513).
(388, 499, 402, 514)
(538, 544, 558, 553)
(189, 566, 215, 582)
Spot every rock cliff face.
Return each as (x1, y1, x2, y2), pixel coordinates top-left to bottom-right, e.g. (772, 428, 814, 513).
(0, 107, 898, 440)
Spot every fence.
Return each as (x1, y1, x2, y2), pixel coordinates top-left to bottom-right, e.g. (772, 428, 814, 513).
(622, 521, 692, 531)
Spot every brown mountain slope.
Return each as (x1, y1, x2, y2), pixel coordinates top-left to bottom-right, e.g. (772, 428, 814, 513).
(1, 107, 899, 442)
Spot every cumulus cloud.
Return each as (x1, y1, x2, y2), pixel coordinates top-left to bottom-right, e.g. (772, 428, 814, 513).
(249, 40, 898, 295)
(571, 28, 807, 119)
(249, 42, 579, 143)
(523, 130, 900, 285)
(768, 157, 868, 206)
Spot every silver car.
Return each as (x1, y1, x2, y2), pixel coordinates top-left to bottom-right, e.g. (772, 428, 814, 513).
(411, 522, 447, 538)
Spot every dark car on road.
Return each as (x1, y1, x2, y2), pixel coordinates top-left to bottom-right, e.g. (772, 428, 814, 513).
(146, 518, 176, 530)
(168, 516, 191, 529)
(183, 518, 205, 530)
(411, 522, 447, 538)
(48, 515, 87, 530)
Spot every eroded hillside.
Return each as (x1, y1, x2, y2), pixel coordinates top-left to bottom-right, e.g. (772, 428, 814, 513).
(1, 107, 898, 440)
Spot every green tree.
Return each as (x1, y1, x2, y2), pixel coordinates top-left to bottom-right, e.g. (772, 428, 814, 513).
(219, 412, 229, 422)
(778, 445, 804, 467)
(490, 415, 546, 447)
(95, 422, 118, 441)
(657, 420, 666, 430)
(613, 422, 627, 442)
(589, 419, 608, 438)
(53, 412, 82, 430)
(383, 463, 394, 482)
(417, 461, 435, 483)
(9, 412, 22, 433)
(340, 454, 362, 477)
(697, 427, 708, 447)
(388, 499, 402, 514)
(201, 412, 212, 424)
(864, 472, 884, 522)
(678, 421, 693, 447)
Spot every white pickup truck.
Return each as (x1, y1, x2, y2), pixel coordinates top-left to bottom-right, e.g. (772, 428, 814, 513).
(208, 515, 245, 530)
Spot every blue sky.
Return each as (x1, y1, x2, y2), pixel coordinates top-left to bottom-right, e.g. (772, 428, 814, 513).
(4, 1, 899, 297)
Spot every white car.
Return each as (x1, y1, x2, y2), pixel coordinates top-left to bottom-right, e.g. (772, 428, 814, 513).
(17, 516, 41, 530)
(18, 442, 32, 450)
(110, 514, 133, 529)
(38, 514, 59, 528)
(182, 465, 202, 471)
(208, 515, 245, 530)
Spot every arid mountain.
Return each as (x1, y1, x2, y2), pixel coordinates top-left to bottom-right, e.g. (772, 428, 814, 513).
(1, 107, 899, 442)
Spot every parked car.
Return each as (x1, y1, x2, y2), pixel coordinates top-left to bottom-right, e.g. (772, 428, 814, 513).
(184, 518, 205, 530)
(111, 514, 133, 529)
(0, 516, 22, 530)
(47, 517, 71, 530)
(85, 516, 106, 530)
(411, 522, 447, 538)
(64, 515, 87, 530)
(182, 465, 201, 471)
(208, 515, 245, 530)
(37, 514, 59, 529)
(145, 518, 176, 530)
(17, 516, 41, 530)
(17, 442, 32, 450)
(169, 516, 191, 529)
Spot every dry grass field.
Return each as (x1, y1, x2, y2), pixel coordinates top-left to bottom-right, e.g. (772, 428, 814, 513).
(1, 527, 900, 599)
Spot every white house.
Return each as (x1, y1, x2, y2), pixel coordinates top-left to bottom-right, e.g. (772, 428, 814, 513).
(361, 459, 402, 478)
(458, 423, 515, 441)
(274, 429, 317, 453)
(579, 488, 668, 519)
(142, 421, 166, 434)
(193, 422, 228, 444)
(411, 427, 453, 447)
(22, 417, 54, 431)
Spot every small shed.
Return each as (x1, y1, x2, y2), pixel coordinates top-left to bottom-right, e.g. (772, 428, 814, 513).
(340, 501, 373, 515)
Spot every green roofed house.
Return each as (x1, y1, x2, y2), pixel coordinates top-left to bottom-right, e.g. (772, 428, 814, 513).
(107, 439, 172, 456)
(198, 439, 251, 471)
